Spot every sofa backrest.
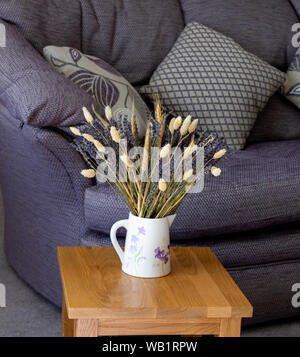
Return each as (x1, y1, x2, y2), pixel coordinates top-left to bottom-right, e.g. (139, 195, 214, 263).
(1, 0, 300, 142)
(1, 0, 298, 81)
(0, 0, 184, 85)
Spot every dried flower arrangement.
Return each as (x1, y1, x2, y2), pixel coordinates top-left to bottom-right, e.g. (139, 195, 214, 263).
(70, 96, 227, 218)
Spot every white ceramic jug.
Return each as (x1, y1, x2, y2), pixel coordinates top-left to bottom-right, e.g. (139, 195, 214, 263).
(110, 213, 176, 278)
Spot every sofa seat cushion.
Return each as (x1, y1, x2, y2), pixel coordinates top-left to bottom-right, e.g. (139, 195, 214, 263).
(84, 140, 300, 240)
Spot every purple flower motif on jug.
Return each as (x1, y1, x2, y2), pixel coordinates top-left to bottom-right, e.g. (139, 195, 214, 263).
(154, 246, 170, 264)
(138, 226, 146, 235)
(131, 234, 139, 243)
(130, 245, 137, 254)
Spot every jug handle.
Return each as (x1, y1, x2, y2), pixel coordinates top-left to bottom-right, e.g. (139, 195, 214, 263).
(110, 219, 128, 265)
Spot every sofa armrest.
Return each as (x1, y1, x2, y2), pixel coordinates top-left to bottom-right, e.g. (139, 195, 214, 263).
(35, 127, 94, 203)
(0, 19, 97, 128)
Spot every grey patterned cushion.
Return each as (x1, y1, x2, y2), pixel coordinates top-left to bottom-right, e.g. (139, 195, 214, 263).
(43, 46, 150, 136)
(140, 22, 286, 150)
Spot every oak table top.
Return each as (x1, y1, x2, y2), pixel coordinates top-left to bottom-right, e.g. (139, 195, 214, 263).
(58, 247, 253, 337)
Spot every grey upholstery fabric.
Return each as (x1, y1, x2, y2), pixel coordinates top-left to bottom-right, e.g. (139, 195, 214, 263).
(180, 0, 298, 71)
(290, 0, 300, 22)
(247, 93, 300, 144)
(176, 221, 300, 268)
(85, 140, 300, 240)
(0, 20, 99, 128)
(140, 23, 286, 150)
(0, 104, 94, 306)
(0, 0, 81, 51)
(228, 260, 300, 326)
(0, 0, 184, 85)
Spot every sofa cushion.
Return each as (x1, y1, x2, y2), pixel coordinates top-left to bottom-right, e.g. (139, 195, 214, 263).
(180, 0, 300, 144)
(0, 20, 99, 128)
(43, 46, 149, 136)
(247, 92, 300, 144)
(0, 0, 184, 85)
(140, 22, 286, 150)
(85, 140, 300, 240)
(180, 0, 298, 71)
(282, 47, 300, 109)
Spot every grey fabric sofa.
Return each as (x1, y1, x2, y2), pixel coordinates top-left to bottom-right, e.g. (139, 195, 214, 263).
(0, 0, 300, 326)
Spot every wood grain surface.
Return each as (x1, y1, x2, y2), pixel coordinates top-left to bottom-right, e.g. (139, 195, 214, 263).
(58, 247, 252, 320)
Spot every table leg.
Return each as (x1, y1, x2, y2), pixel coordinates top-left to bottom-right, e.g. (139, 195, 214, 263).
(62, 295, 75, 337)
(74, 319, 98, 337)
(218, 318, 241, 337)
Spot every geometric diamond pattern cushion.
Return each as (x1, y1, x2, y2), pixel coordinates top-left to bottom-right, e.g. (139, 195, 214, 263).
(140, 23, 286, 150)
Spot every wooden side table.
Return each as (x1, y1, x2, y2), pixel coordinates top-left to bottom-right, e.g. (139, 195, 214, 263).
(58, 247, 252, 337)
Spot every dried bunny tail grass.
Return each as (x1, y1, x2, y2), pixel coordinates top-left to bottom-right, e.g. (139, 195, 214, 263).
(120, 154, 134, 168)
(110, 126, 121, 143)
(183, 169, 193, 181)
(169, 117, 176, 134)
(180, 115, 192, 136)
(183, 134, 196, 159)
(188, 119, 198, 134)
(75, 94, 228, 217)
(81, 169, 96, 178)
(211, 166, 221, 177)
(93, 140, 105, 153)
(160, 143, 171, 158)
(82, 133, 95, 142)
(82, 107, 93, 124)
(92, 104, 109, 128)
(158, 178, 167, 192)
(213, 149, 227, 159)
(183, 144, 195, 160)
(105, 105, 113, 121)
(173, 116, 182, 130)
(69, 127, 81, 136)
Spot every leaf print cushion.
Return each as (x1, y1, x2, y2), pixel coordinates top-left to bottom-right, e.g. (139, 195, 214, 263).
(282, 48, 300, 109)
(43, 46, 149, 137)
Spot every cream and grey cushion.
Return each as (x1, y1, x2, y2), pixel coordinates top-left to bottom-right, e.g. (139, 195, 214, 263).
(43, 46, 150, 136)
(140, 22, 286, 150)
(282, 48, 300, 110)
